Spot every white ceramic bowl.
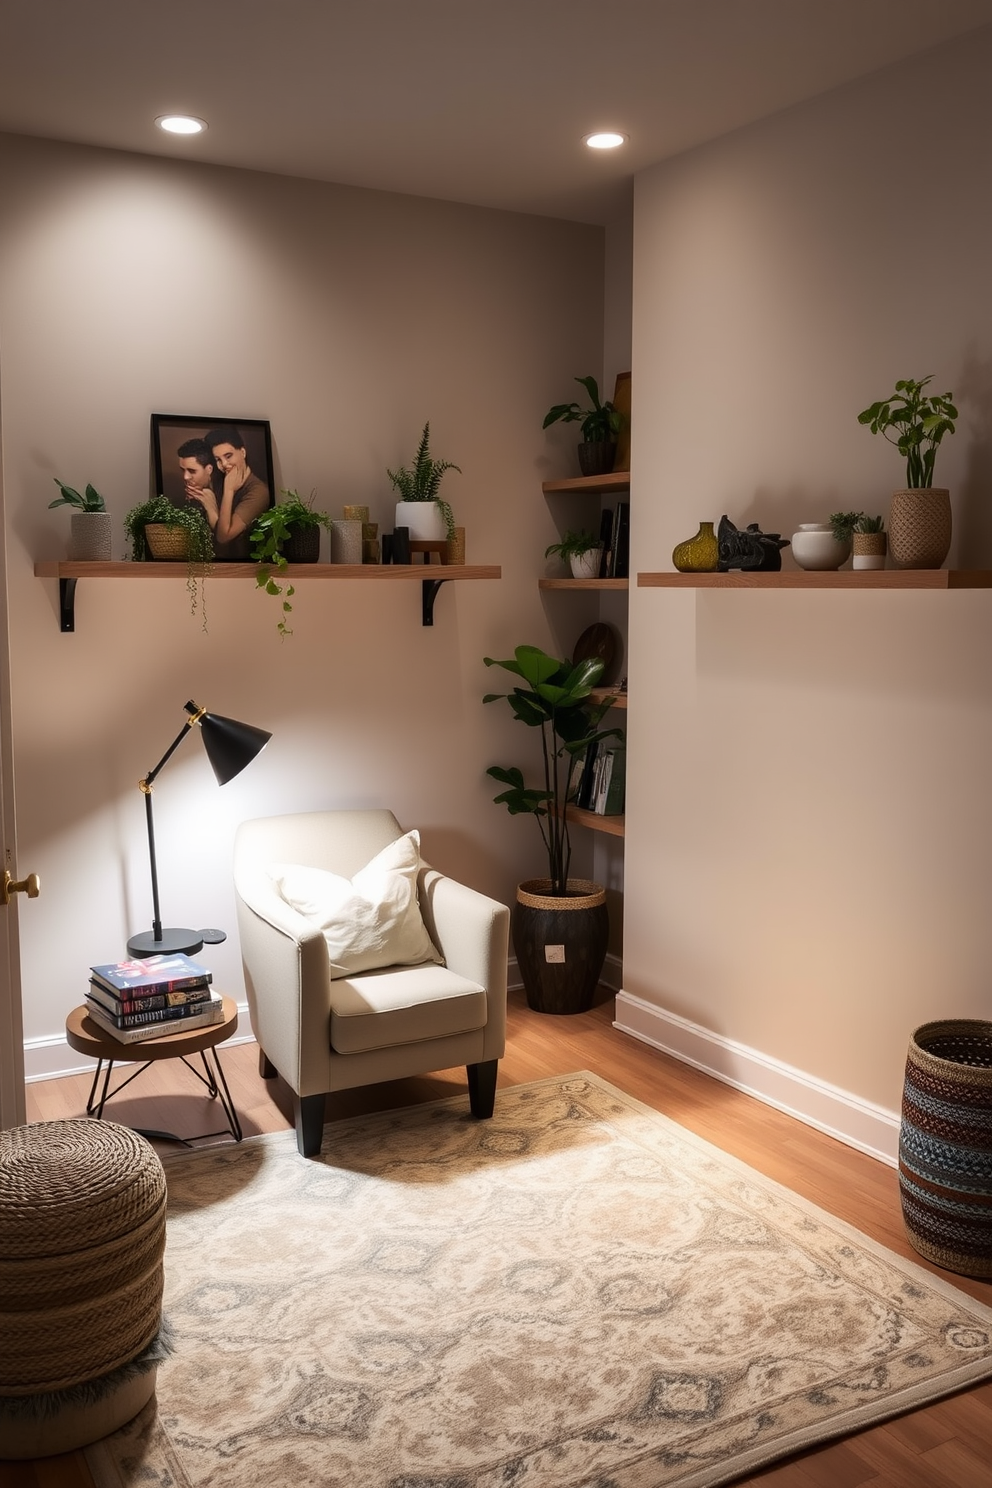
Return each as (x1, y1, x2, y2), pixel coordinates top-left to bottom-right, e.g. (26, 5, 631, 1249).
(791, 523, 849, 571)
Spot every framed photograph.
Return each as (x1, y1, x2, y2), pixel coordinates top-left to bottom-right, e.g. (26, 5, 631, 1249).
(612, 372, 631, 472)
(150, 414, 275, 561)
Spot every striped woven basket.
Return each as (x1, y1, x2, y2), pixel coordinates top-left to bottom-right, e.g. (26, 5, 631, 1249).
(144, 522, 189, 560)
(899, 1019, 992, 1277)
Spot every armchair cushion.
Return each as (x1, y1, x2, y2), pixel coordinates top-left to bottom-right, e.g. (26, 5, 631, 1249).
(269, 829, 444, 980)
(329, 964, 487, 1054)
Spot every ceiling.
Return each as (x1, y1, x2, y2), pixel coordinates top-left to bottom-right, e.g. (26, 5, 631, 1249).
(4, 0, 992, 225)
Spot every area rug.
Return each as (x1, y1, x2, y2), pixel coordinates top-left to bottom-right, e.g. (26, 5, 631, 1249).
(84, 1072, 992, 1488)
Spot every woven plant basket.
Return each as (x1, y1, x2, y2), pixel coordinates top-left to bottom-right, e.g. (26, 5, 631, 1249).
(899, 1019, 992, 1277)
(888, 488, 951, 569)
(512, 878, 609, 1016)
(144, 522, 189, 561)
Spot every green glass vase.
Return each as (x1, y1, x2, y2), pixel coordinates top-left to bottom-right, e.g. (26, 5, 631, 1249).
(672, 521, 719, 572)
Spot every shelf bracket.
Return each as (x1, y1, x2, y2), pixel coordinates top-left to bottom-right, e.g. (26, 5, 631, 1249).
(59, 577, 77, 633)
(422, 577, 446, 626)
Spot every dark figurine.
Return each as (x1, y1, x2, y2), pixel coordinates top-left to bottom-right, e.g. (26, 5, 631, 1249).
(717, 515, 790, 572)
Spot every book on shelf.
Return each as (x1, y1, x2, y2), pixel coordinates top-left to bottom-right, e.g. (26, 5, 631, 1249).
(89, 952, 213, 998)
(597, 745, 626, 816)
(613, 501, 630, 579)
(597, 508, 614, 578)
(83, 990, 225, 1043)
(86, 981, 214, 1018)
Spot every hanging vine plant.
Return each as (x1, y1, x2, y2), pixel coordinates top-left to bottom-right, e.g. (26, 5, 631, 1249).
(123, 496, 214, 624)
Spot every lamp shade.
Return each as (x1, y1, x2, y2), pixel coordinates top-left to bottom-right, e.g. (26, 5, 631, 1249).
(198, 711, 272, 786)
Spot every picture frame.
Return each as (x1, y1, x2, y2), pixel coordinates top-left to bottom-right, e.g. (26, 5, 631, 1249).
(612, 372, 631, 472)
(150, 414, 275, 561)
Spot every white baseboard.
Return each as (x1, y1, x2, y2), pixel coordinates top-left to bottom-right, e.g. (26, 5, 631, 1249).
(24, 1000, 255, 1082)
(614, 991, 900, 1167)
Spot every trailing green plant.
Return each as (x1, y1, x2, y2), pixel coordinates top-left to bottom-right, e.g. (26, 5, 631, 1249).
(544, 529, 601, 562)
(249, 489, 332, 638)
(484, 645, 622, 896)
(543, 376, 622, 444)
(387, 422, 460, 539)
(855, 513, 885, 534)
(123, 496, 213, 622)
(829, 510, 864, 544)
(49, 478, 105, 512)
(857, 376, 958, 488)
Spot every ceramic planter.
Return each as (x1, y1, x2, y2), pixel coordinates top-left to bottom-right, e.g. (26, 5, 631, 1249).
(790, 524, 849, 571)
(512, 878, 609, 1015)
(577, 441, 615, 478)
(569, 548, 602, 579)
(284, 525, 320, 563)
(395, 500, 446, 542)
(889, 489, 951, 569)
(69, 511, 113, 561)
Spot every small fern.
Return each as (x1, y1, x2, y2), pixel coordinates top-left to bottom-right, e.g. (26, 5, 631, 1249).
(387, 422, 460, 539)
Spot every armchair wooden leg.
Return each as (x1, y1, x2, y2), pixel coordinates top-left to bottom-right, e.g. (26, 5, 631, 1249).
(295, 1094, 326, 1157)
(259, 1048, 278, 1080)
(467, 1060, 498, 1119)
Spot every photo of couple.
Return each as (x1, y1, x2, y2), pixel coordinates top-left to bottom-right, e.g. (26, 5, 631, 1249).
(151, 415, 274, 561)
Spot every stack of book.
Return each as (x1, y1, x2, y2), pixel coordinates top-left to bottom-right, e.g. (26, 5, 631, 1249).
(85, 954, 223, 1044)
(571, 742, 626, 816)
(596, 501, 630, 579)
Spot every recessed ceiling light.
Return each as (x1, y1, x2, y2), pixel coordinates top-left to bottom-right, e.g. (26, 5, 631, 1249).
(156, 115, 207, 136)
(584, 132, 626, 150)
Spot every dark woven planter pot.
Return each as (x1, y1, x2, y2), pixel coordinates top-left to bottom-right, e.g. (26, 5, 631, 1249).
(577, 441, 616, 478)
(512, 879, 608, 1016)
(284, 526, 320, 563)
(899, 1019, 992, 1277)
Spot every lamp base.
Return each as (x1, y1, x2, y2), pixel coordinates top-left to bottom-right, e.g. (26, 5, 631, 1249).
(126, 927, 226, 958)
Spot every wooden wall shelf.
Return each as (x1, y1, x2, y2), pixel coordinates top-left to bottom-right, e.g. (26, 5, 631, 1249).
(542, 472, 630, 496)
(638, 570, 992, 590)
(34, 560, 501, 631)
(539, 577, 628, 591)
(567, 805, 625, 838)
(589, 688, 627, 710)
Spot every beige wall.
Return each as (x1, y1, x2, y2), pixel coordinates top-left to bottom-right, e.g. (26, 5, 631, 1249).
(0, 133, 604, 1064)
(623, 30, 992, 1120)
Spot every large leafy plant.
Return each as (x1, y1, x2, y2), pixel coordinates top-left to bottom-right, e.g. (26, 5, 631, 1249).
(543, 375, 622, 444)
(484, 645, 621, 896)
(249, 489, 332, 638)
(857, 376, 957, 489)
(387, 422, 460, 539)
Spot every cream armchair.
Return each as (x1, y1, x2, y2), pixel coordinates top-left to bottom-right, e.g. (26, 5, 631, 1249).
(233, 809, 509, 1156)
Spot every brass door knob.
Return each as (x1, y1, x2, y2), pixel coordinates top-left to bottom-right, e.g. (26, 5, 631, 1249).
(1, 869, 40, 905)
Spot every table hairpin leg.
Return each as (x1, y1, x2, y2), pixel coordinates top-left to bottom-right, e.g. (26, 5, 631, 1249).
(83, 1048, 242, 1143)
(176, 1047, 243, 1141)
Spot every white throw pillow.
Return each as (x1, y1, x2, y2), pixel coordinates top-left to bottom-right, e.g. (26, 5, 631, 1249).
(268, 830, 444, 979)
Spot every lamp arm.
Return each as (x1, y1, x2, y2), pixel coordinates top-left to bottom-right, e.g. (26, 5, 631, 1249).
(137, 703, 206, 947)
(142, 703, 206, 789)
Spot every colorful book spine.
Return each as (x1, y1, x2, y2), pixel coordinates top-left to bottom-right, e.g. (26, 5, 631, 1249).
(89, 953, 213, 996)
(87, 982, 213, 1017)
(85, 990, 220, 1029)
(84, 992, 224, 1044)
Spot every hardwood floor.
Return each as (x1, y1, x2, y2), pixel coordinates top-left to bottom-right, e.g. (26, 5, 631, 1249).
(10, 987, 992, 1487)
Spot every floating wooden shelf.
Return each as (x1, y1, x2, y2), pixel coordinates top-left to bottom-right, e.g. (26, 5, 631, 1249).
(542, 472, 630, 496)
(34, 560, 501, 631)
(589, 688, 627, 710)
(539, 577, 628, 591)
(567, 805, 624, 838)
(637, 570, 992, 589)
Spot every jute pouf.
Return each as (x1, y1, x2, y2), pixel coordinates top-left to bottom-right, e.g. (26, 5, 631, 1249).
(0, 1120, 168, 1458)
(899, 1019, 992, 1278)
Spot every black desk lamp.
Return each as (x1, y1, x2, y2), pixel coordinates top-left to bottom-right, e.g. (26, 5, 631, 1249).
(126, 700, 272, 958)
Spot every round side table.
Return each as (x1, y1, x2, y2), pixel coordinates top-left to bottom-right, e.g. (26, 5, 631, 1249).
(65, 997, 242, 1143)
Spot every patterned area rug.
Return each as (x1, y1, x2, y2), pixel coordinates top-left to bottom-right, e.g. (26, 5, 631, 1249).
(85, 1072, 992, 1488)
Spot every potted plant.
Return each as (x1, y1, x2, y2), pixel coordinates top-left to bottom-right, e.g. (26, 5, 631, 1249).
(49, 478, 113, 561)
(543, 375, 623, 477)
(123, 496, 213, 619)
(387, 422, 460, 543)
(249, 489, 332, 637)
(852, 514, 887, 571)
(545, 529, 603, 580)
(857, 376, 957, 568)
(484, 645, 621, 1014)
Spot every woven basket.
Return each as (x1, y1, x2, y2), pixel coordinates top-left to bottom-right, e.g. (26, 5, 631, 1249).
(0, 1120, 166, 1393)
(512, 878, 609, 1016)
(888, 488, 951, 570)
(899, 1019, 992, 1277)
(144, 522, 189, 561)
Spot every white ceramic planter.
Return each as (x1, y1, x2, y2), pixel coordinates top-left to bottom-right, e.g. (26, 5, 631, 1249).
(395, 500, 446, 542)
(569, 548, 603, 579)
(791, 523, 849, 571)
(69, 510, 113, 561)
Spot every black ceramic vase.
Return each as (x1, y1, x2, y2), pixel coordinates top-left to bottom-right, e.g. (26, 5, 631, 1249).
(284, 525, 320, 563)
(512, 879, 609, 1015)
